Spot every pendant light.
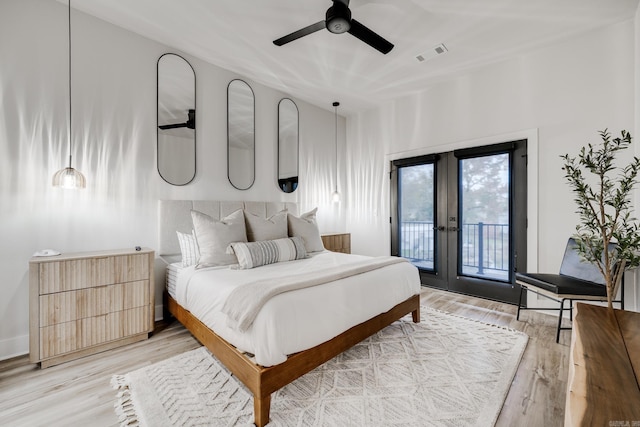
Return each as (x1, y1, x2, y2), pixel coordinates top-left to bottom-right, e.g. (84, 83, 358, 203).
(52, 0, 86, 189)
(331, 101, 340, 203)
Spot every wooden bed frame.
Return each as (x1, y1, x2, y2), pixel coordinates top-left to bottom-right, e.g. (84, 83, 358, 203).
(166, 292, 420, 427)
(158, 200, 421, 425)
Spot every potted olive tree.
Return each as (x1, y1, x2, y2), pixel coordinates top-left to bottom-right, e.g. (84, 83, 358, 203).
(561, 129, 640, 309)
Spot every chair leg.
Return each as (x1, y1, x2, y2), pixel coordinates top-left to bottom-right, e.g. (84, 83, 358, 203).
(569, 299, 573, 322)
(516, 285, 525, 321)
(556, 299, 565, 343)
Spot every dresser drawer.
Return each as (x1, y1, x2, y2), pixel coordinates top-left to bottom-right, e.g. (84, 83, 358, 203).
(40, 306, 150, 359)
(38, 253, 150, 294)
(39, 279, 150, 327)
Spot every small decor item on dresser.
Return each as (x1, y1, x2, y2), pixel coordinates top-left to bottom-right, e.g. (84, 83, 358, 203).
(32, 249, 61, 257)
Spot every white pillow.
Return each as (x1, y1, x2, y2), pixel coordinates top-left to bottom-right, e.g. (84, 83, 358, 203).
(287, 208, 325, 253)
(244, 210, 288, 242)
(176, 230, 200, 267)
(227, 236, 307, 269)
(191, 209, 247, 268)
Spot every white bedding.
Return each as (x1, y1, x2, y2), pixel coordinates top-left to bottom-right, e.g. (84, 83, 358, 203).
(172, 251, 420, 366)
(165, 262, 184, 297)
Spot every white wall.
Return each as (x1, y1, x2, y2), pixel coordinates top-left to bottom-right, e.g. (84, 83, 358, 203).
(0, 0, 346, 360)
(345, 20, 639, 310)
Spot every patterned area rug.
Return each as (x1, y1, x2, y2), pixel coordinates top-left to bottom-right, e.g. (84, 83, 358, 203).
(112, 307, 528, 426)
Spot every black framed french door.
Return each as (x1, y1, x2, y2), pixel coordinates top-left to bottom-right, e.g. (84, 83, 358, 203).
(391, 140, 527, 304)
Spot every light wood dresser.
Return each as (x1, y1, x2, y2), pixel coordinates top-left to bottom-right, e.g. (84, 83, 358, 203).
(29, 248, 155, 368)
(565, 303, 640, 426)
(321, 233, 351, 254)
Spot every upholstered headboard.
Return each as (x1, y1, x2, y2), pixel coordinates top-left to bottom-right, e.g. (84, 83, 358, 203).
(158, 200, 299, 258)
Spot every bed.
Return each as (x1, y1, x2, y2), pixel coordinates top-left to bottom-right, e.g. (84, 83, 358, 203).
(159, 200, 421, 426)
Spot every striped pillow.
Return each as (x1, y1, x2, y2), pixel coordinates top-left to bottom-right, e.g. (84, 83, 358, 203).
(176, 230, 200, 267)
(227, 237, 307, 269)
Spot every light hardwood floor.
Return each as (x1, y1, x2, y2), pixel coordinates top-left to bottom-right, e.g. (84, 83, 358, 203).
(0, 287, 569, 426)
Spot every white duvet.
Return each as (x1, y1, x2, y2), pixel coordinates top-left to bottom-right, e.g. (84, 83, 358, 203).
(173, 251, 421, 366)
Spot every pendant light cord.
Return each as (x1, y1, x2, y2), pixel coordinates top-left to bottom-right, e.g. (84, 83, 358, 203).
(333, 101, 339, 193)
(67, 0, 72, 168)
(52, 0, 85, 189)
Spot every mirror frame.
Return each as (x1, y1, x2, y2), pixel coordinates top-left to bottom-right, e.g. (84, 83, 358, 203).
(156, 53, 196, 186)
(277, 98, 299, 193)
(227, 79, 256, 190)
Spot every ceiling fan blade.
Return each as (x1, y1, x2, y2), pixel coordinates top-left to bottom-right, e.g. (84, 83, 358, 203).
(158, 123, 188, 130)
(347, 19, 394, 54)
(273, 21, 326, 46)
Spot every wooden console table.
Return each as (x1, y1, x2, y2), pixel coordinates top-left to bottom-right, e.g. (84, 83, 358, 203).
(565, 303, 640, 426)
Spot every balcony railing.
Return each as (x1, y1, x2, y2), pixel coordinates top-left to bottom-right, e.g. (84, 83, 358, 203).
(400, 221, 510, 279)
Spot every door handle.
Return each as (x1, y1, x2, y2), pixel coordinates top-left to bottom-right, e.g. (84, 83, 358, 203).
(433, 226, 446, 231)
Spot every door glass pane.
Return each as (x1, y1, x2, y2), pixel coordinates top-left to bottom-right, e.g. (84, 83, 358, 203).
(459, 153, 510, 281)
(399, 163, 435, 270)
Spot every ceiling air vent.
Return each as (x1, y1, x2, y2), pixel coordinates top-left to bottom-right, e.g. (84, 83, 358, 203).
(415, 43, 448, 63)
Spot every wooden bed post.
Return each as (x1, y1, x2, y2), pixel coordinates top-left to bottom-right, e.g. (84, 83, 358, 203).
(254, 394, 271, 427)
(412, 305, 420, 323)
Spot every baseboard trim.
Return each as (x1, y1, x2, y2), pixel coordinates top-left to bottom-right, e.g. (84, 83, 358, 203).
(0, 334, 29, 361)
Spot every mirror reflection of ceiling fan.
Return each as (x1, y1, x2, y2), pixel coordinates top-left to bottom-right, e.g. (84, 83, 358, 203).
(273, 0, 394, 54)
(158, 109, 195, 130)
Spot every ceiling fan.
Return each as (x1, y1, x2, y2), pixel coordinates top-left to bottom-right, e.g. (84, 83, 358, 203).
(158, 109, 195, 130)
(273, 0, 394, 54)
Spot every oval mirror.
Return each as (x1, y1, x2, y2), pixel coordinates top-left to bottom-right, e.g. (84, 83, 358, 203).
(227, 79, 255, 190)
(278, 98, 299, 193)
(157, 53, 196, 185)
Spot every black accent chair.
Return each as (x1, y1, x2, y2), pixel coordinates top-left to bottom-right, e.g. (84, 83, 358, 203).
(515, 238, 624, 343)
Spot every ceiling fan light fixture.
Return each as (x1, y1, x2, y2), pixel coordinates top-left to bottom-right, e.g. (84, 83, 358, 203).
(326, 2, 351, 34)
(327, 18, 350, 34)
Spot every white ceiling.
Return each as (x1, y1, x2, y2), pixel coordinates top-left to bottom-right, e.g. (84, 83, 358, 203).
(71, 0, 639, 115)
